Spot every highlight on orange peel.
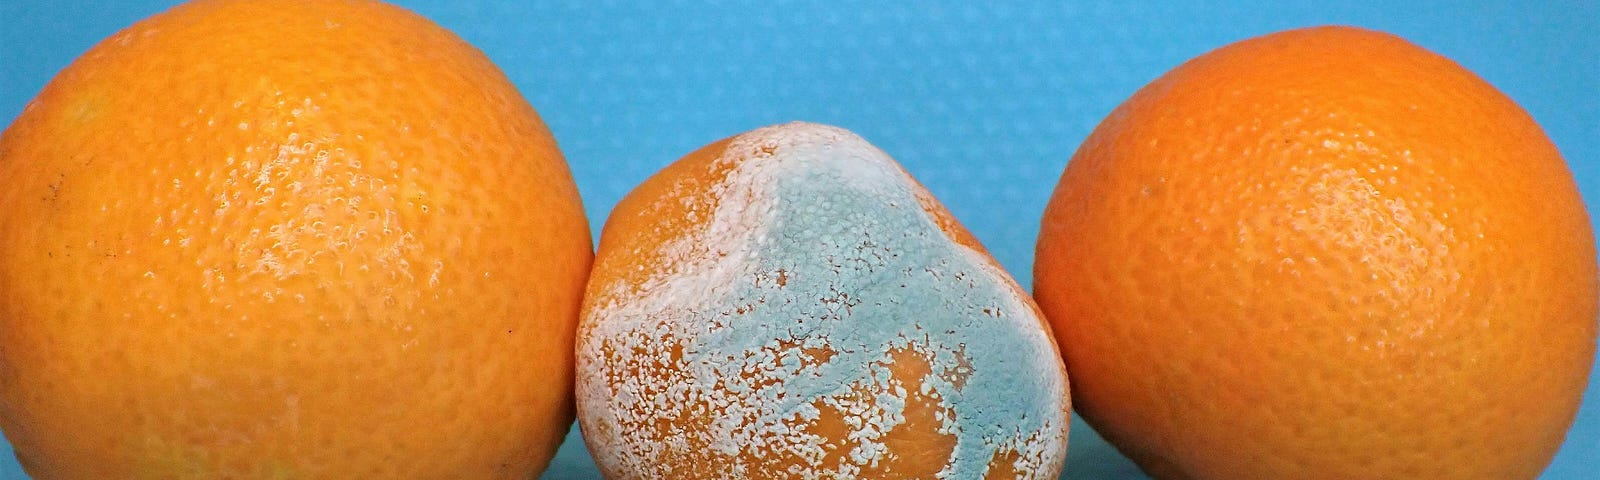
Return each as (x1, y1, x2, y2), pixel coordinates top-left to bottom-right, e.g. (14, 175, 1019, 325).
(576, 122, 1071, 479)
(1035, 26, 1597, 480)
(0, 0, 592, 478)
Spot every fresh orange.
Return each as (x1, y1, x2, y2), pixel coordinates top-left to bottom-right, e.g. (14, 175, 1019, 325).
(1035, 26, 1597, 479)
(0, 0, 592, 478)
(576, 122, 1071, 479)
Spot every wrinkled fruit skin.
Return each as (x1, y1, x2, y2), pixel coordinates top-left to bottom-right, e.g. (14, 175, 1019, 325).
(577, 122, 1071, 479)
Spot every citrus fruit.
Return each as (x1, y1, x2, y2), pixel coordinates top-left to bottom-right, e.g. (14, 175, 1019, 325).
(576, 122, 1071, 479)
(0, 0, 592, 478)
(1034, 26, 1596, 479)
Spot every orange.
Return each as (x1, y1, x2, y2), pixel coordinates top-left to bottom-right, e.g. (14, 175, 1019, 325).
(1034, 26, 1597, 479)
(575, 122, 1071, 479)
(0, 0, 591, 478)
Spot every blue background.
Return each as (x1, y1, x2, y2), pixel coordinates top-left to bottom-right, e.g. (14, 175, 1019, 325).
(1, 1, 1596, 478)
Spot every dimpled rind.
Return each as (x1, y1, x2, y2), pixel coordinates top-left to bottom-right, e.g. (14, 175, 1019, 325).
(0, 0, 590, 478)
(577, 123, 1070, 479)
(1034, 26, 1596, 480)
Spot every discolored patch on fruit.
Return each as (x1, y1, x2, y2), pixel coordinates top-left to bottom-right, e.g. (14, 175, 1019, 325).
(578, 123, 1070, 479)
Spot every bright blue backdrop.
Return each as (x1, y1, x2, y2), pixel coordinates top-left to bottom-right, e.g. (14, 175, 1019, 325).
(2, 1, 1596, 478)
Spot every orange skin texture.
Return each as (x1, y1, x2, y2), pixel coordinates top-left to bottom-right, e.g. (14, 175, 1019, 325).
(0, 0, 592, 478)
(1034, 26, 1597, 479)
(580, 127, 1068, 479)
